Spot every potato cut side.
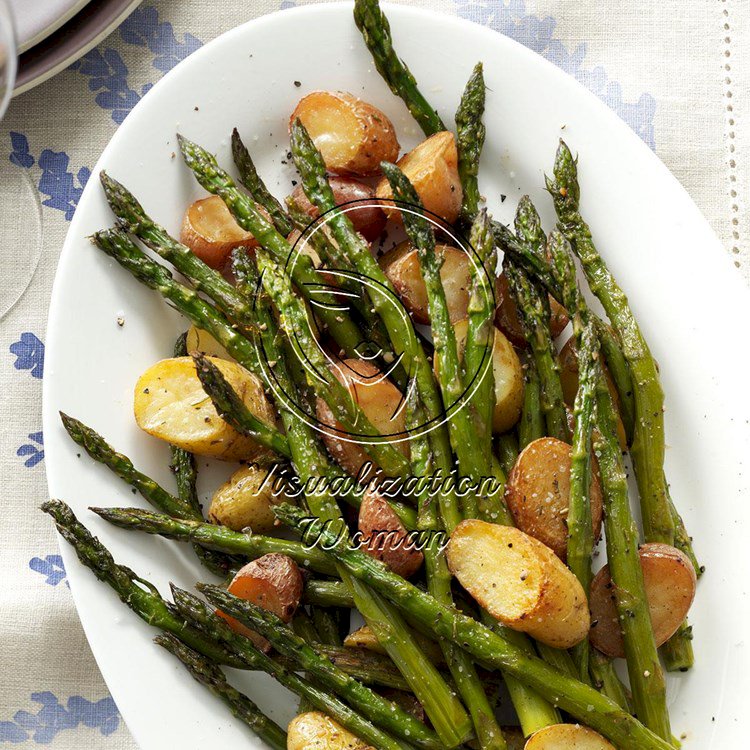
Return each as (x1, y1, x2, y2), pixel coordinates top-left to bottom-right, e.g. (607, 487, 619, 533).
(358, 489, 423, 578)
(375, 131, 462, 224)
(589, 542, 697, 658)
(133, 356, 276, 460)
(316, 358, 408, 479)
(209, 463, 292, 534)
(379, 241, 478, 324)
(505, 437, 603, 561)
(180, 195, 258, 269)
(185, 325, 232, 361)
(220, 554, 303, 651)
(287, 712, 373, 750)
(447, 520, 590, 649)
(291, 91, 399, 176)
(447, 320, 524, 433)
(289, 178, 386, 241)
(525, 724, 616, 749)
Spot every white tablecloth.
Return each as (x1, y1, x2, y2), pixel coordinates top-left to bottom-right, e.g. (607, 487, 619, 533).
(0, 0, 746, 746)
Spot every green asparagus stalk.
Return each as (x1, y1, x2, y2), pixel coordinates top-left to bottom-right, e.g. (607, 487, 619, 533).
(292, 610, 323, 714)
(231, 128, 293, 236)
(310, 606, 342, 648)
(200, 584, 442, 750)
(90, 505, 337, 575)
(353, 0, 445, 136)
(593, 378, 672, 742)
(41, 501, 242, 666)
(192, 352, 292, 458)
(456, 62, 486, 223)
(176, 135, 372, 363)
(303, 579, 354, 608)
(495, 432, 519, 475)
(155, 633, 287, 750)
(170, 587, 411, 750)
(590, 648, 633, 713)
(274, 503, 675, 750)
(312, 645, 410, 691)
(518, 355, 544, 449)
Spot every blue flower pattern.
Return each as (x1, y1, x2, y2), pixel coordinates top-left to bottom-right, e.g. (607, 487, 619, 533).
(453, 0, 656, 148)
(29, 555, 68, 587)
(17, 431, 44, 468)
(0, 693, 119, 744)
(9, 332, 45, 379)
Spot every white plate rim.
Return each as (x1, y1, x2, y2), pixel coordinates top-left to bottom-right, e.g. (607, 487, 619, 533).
(15, 0, 93, 54)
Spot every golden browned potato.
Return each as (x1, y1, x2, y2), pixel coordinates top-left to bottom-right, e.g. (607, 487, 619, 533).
(134, 356, 277, 460)
(209, 463, 292, 533)
(589, 543, 697, 658)
(344, 626, 444, 665)
(180, 195, 258, 269)
(316, 358, 408, 479)
(219, 554, 303, 651)
(287, 712, 373, 750)
(447, 520, 590, 649)
(375, 131, 462, 224)
(291, 91, 399, 177)
(379, 241, 474, 324)
(525, 724, 616, 749)
(446, 320, 524, 433)
(559, 337, 626, 449)
(358, 489, 423, 578)
(185, 325, 232, 361)
(289, 178, 386, 241)
(505, 437, 603, 561)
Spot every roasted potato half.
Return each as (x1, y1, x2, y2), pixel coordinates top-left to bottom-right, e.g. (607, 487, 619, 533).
(444, 320, 524, 433)
(447, 520, 590, 649)
(209, 463, 292, 533)
(358, 489, 423, 578)
(291, 91, 399, 176)
(134, 356, 277, 460)
(180, 195, 258, 269)
(375, 131, 462, 224)
(316, 358, 408, 479)
(220, 554, 303, 651)
(525, 724, 615, 750)
(344, 625, 444, 665)
(589, 542, 697, 658)
(287, 712, 373, 750)
(289, 178, 386, 241)
(505, 437, 603, 561)
(185, 325, 232, 361)
(559, 337, 626, 449)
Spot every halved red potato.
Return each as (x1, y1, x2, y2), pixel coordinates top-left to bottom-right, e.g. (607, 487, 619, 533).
(505, 437, 603, 561)
(558, 337, 627, 450)
(180, 195, 258, 269)
(291, 91, 399, 176)
(287, 712, 373, 750)
(289, 178, 386, 241)
(589, 542, 697, 658)
(447, 520, 590, 649)
(219, 554, 303, 651)
(525, 724, 615, 750)
(316, 358, 408, 480)
(358, 489, 423, 578)
(445, 320, 524, 433)
(375, 131, 462, 224)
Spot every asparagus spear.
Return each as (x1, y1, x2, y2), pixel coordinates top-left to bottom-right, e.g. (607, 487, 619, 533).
(303, 579, 354, 608)
(274, 503, 675, 750)
(199, 584, 442, 750)
(310, 606, 341, 648)
(353, 0, 445, 136)
(90, 505, 337, 576)
(456, 62, 486, 223)
(594, 378, 672, 742)
(41, 501, 242, 666)
(312, 645, 410, 691)
(590, 648, 633, 713)
(175, 135, 373, 364)
(518, 354, 544, 449)
(192, 352, 292, 459)
(171, 587, 411, 750)
(495, 432, 519, 475)
(231, 128, 293, 236)
(155, 633, 287, 750)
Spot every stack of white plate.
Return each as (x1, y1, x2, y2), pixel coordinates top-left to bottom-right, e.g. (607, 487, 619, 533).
(11, 0, 142, 95)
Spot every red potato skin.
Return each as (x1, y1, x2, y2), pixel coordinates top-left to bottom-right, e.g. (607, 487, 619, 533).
(289, 179, 386, 241)
(358, 490, 423, 578)
(588, 542, 697, 658)
(219, 554, 303, 651)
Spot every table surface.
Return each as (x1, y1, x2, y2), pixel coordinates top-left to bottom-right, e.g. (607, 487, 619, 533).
(0, 0, 747, 746)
